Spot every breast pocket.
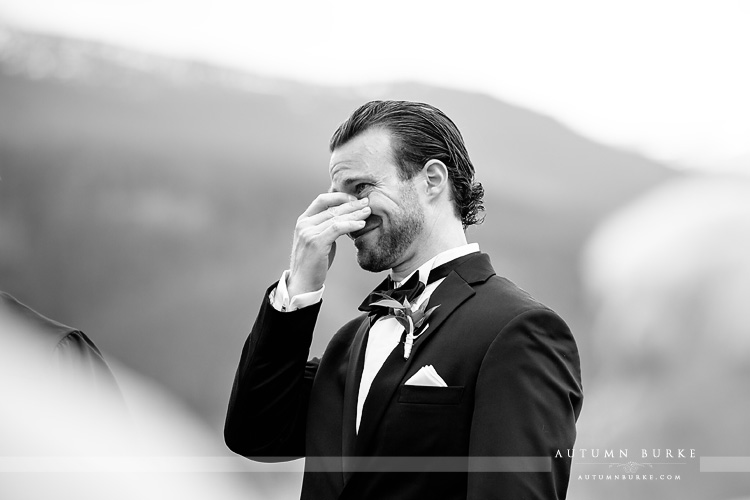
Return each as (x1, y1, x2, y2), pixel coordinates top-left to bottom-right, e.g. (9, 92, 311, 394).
(398, 385, 465, 405)
(384, 385, 469, 455)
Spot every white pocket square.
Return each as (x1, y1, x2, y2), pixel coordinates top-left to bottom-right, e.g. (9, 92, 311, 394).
(405, 365, 448, 387)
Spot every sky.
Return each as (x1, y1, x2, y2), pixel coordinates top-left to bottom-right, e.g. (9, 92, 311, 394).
(0, 0, 748, 173)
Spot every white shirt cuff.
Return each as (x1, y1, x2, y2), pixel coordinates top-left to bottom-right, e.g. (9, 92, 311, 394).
(269, 269, 325, 312)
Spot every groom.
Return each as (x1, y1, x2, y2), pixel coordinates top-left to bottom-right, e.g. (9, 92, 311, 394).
(225, 100, 583, 499)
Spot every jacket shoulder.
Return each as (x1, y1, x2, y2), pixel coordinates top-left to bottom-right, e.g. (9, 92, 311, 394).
(473, 275, 560, 324)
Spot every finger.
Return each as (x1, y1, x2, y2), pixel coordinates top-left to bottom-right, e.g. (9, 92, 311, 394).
(315, 206, 371, 230)
(295, 208, 368, 249)
(302, 192, 357, 217)
(306, 197, 369, 225)
(317, 218, 367, 241)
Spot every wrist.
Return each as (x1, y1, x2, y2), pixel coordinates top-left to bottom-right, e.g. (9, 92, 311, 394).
(287, 273, 321, 299)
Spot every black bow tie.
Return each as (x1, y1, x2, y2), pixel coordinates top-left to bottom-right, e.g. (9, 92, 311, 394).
(358, 253, 477, 317)
(358, 273, 425, 316)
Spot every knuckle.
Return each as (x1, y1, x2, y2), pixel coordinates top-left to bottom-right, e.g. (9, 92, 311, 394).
(300, 237, 316, 252)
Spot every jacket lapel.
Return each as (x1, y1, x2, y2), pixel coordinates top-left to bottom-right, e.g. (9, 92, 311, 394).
(407, 252, 495, 354)
(341, 316, 370, 482)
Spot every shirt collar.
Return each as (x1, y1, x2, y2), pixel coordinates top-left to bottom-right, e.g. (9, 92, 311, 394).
(393, 243, 480, 288)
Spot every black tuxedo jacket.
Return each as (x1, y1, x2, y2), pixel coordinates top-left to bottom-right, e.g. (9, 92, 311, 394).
(225, 253, 583, 499)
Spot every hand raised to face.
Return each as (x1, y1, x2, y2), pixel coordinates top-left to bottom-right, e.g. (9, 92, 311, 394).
(286, 193, 371, 297)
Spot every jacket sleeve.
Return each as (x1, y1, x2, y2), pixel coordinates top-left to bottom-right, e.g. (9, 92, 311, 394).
(467, 308, 583, 499)
(224, 283, 322, 461)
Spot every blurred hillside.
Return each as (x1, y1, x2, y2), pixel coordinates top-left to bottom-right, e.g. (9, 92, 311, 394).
(0, 25, 675, 429)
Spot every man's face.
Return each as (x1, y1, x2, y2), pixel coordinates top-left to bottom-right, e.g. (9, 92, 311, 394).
(329, 128, 425, 272)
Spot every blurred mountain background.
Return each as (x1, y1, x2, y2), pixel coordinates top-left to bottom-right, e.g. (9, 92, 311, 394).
(0, 25, 676, 432)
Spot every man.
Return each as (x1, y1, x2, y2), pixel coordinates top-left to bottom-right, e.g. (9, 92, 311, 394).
(225, 101, 583, 499)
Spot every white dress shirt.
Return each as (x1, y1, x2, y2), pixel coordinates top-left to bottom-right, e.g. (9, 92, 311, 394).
(270, 243, 480, 433)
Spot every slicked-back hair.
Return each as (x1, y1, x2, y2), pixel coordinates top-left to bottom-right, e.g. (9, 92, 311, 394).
(329, 100, 485, 228)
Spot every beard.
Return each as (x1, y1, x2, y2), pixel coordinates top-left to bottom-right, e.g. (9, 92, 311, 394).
(354, 183, 425, 273)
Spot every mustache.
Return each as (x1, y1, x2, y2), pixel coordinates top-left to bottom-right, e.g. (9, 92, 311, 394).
(348, 214, 381, 240)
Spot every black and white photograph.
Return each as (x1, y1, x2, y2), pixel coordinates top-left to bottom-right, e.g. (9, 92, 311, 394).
(1, 1, 749, 499)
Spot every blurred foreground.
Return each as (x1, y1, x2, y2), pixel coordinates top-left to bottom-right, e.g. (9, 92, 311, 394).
(0, 301, 301, 499)
(571, 176, 750, 499)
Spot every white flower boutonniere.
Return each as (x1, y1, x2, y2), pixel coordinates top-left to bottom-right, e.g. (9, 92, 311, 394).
(369, 293, 440, 360)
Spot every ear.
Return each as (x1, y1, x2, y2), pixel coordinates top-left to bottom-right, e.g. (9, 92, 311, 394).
(422, 159, 449, 200)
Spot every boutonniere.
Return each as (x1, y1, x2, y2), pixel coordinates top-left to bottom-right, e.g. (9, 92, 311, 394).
(369, 293, 440, 360)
